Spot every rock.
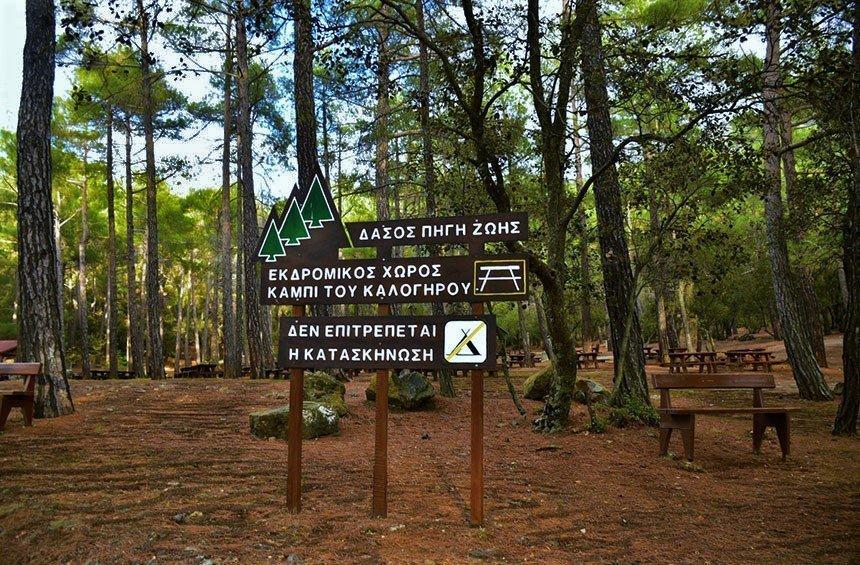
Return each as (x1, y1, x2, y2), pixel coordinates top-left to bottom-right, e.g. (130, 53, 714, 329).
(249, 401, 339, 440)
(523, 367, 553, 400)
(468, 549, 495, 559)
(287, 554, 302, 562)
(303, 371, 348, 416)
(738, 332, 756, 341)
(366, 370, 436, 410)
(833, 381, 844, 395)
(172, 513, 187, 524)
(573, 379, 608, 404)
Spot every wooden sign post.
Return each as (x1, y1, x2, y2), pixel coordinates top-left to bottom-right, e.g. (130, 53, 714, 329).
(287, 304, 305, 513)
(256, 170, 528, 525)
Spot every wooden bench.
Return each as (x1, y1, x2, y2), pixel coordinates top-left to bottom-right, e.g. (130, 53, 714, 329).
(651, 373, 793, 462)
(0, 363, 41, 431)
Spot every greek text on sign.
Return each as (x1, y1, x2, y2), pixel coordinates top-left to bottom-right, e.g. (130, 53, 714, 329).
(261, 254, 528, 305)
(278, 316, 498, 370)
(346, 213, 528, 247)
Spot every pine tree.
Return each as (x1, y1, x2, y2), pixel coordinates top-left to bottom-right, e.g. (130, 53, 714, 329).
(258, 216, 286, 261)
(280, 197, 310, 245)
(301, 174, 334, 228)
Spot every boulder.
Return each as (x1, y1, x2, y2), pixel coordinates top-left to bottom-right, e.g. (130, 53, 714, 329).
(573, 378, 609, 404)
(833, 381, 844, 396)
(523, 367, 553, 400)
(249, 401, 339, 440)
(302, 371, 348, 416)
(366, 370, 436, 410)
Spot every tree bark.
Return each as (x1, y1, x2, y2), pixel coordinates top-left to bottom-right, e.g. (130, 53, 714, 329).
(762, 0, 831, 400)
(124, 115, 145, 378)
(579, 0, 648, 406)
(175, 272, 184, 373)
(573, 113, 593, 345)
(16, 0, 73, 416)
(77, 146, 91, 379)
(138, 0, 165, 380)
(416, 0, 453, 396)
(235, 3, 263, 380)
(834, 6, 859, 435)
(677, 281, 694, 352)
(294, 0, 317, 191)
(220, 14, 238, 378)
(517, 302, 533, 367)
(532, 285, 555, 365)
(105, 108, 118, 379)
(798, 268, 828, 367)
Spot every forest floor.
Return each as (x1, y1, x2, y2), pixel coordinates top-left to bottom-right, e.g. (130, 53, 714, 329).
(0, 335, 857, 563)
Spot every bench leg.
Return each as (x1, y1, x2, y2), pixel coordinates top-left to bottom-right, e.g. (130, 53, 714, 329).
(769, 413, 790, 460)
(660, 414, 695, 460)
(753, 414, 766, 454)
(0, 398, 10, 431)
(659, 428, 672, 456)
(22, 399, 34, 427)
(680, 426, 695, 461)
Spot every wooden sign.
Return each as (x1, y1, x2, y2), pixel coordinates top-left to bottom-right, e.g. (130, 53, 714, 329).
(278, 315, 497, 370)
(345, 212, 528, 247)
(261, 255, 528, 305)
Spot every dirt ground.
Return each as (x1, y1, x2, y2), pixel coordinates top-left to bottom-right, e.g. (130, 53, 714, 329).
(1, 337, 858, 563)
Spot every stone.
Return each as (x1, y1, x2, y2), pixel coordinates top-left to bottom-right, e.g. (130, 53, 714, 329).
(302, 371, 348, 416)
(249, 402, 339, 440)
(468, 549, 495, 559)
(833, 381, 844, 395)
(573, 378, 609, 404)
(523, 367, 553, 400)
(366, 370, 436, 410)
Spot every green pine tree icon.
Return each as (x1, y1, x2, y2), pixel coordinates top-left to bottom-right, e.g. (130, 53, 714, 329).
(279, 198, 310, 245)
(301, 174, 335, 228)
(258, 215, 286, 262)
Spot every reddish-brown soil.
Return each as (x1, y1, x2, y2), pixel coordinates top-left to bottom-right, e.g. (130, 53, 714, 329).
(1, 340, 857, 563)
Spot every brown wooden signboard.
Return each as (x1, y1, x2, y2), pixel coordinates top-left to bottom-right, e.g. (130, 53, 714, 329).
(345, 212, 528, 247)
(255, 166, 529, 526)
(278, 315, 497, 370)
(261, 254, 527, 305)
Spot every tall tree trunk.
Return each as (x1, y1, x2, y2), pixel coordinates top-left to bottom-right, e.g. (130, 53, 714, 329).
(293, 0, 317, 191)
(517, 301, 533, 366)
(16, 0, 73, 416)
(235, 3, 263, 380)
(175, 272, 183, 374)
(648, 185, 670, 363)
(235, 156, 246, 367)
(762, 0, 831, 400)
(77, 146, 91, 379)
(201, 276, 211, 363)
(579, 0, 648, 406)
(834, 7, 859, 435)
(677, 281, 694, 351)
(191, 272, 200, 365)
(106, 108, 118, 379)
(573, 112, 592, 345)
(375, 18, 391, 222)
(532, 285, 556, 365)
(138, 0, 165, 380)
(124, 116, 145, 378)
(798, 268, 828, 367)
(416, 0, 453, 396)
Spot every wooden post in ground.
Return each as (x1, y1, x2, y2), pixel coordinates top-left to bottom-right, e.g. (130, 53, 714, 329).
(372, 245, 392, 518)
(372, 304, 390, 517)
(287, 304, 305, 513)
(470, 242, 485, 526)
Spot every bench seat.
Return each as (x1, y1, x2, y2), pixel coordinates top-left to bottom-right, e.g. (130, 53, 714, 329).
(660, 407, 796, 415)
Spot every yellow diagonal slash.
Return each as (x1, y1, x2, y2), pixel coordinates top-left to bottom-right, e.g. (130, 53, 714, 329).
(445, 322, 486, 362)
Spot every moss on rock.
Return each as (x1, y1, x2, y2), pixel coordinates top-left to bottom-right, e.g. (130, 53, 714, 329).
(249, 401, 339, 440)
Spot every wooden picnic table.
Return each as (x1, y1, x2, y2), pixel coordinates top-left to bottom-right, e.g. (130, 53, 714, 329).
(0, 340, 17, 362)
(178, 363, 220, 378)
(667, 351, 723, 374)
(577, 351, 600, 369)
(725, 349, 775, 371)
(506, 352, 542, 368)
(89, 369, 134, 380)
